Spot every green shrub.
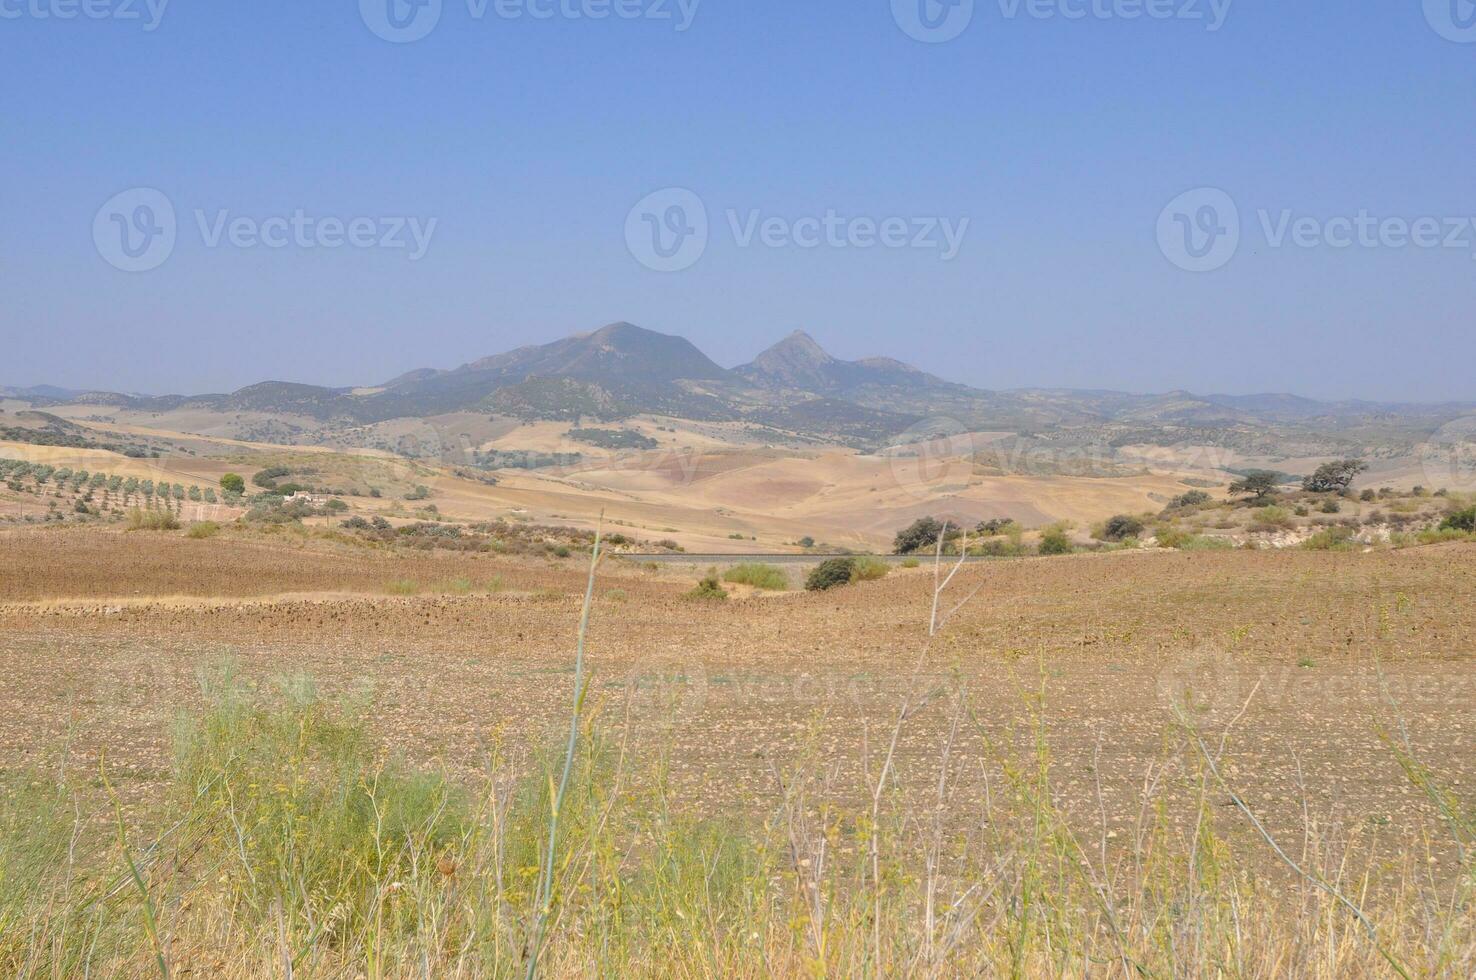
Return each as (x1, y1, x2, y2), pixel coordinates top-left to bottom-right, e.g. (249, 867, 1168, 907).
(900, 557, 921, 568)
(1252, 506, 1293, 529)
(722, 563, 789, 591)
(686, 575, 728, 600)
(1100, 514, 1144, 542)
(185, 521, 220, 539)
(1038, 527, 1072, 555)
(1440, 507, 1476, 533)
(125, 508, 180, 531)
(1320, 499, 1341, 514)
(806, 557, 857, 591)
(1167, 490, 1212, 510)
(1417, 527, 1473, 545)
(385, 579, 420, 595)
(1303, 527, 1358, 551)
(849, 555, 890, 583)
(1177, 534, 1235, 551)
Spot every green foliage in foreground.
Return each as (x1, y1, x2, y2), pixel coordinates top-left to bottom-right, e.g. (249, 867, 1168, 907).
(1441, 507, 1476, 533)
(805, 557, 856, 591)
(848, 555, 890, 582)
(125, 508, 180, 531)
(686, 574, 728, 600)
(1037, 526, 1073, 555)
(722, 563, 790, 591)
(0, 671, 1471, 977)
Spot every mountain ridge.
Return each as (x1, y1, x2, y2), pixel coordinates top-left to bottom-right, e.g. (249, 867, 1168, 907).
(7, 324, 1474, 446)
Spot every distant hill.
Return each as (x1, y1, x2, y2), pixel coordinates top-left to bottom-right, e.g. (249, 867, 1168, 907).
(8, 322, 1473, 450)
(736, 330, 958, 395)
(0, 384, 84, 402)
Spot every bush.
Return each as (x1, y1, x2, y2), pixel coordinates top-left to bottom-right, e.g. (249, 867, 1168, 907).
(1360, 488, 1377, 502)
(251, 466, 291, 489)
(126, 508, 180, 531)
(220, 472, 246, 495)
(1303, 527, 1358, 551)
(1038, 527, 1072, 555)
(1320, 499, 1341, 514)
(1252, 506, 1293, 529)
(722, 564, 789, 591)
(1100, 514, 1144, 542)
(976, 538, 1028, 557)
(806, 557, 857, 591)
(849, 555, 890, 583)
(686, 575, 728, 600)
(186, 521, 220, 539)
(900, 557, 921, 568)
(1177, 534, 1235, 551)
(1166, 490, 1212, 510)
(1440, 507, 1476, 533)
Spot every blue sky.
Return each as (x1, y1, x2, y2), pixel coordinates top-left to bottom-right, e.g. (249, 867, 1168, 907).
(3, 1, 1474, 401)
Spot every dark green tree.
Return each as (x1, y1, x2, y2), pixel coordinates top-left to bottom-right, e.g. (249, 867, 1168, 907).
(1229, 471, 1281, 501)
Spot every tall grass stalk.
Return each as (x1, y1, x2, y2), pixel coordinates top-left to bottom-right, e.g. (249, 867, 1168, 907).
(525, 517, 602, 979)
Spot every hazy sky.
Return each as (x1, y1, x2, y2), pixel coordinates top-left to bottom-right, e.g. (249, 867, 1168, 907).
(3, 2, 1473, 401)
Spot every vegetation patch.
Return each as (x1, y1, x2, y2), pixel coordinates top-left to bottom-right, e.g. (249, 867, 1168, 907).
(722, 563, 789, 591)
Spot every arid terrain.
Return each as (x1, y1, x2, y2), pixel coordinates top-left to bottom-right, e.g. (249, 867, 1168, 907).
(4, 524, 1472, 867)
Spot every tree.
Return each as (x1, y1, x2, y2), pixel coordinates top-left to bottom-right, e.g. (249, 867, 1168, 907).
(1302, 459, 1368, 494)
(220, 473, 246, 495)
(1229, 471, 1280, 501)
(893, 516, 955, 555)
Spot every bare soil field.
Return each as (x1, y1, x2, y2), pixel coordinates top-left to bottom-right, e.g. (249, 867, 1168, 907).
(1, 525, 1472, 883)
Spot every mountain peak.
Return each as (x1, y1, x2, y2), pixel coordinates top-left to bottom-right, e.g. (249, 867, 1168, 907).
(752, 330, 835, 374)
(738, 330, 952, 394)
